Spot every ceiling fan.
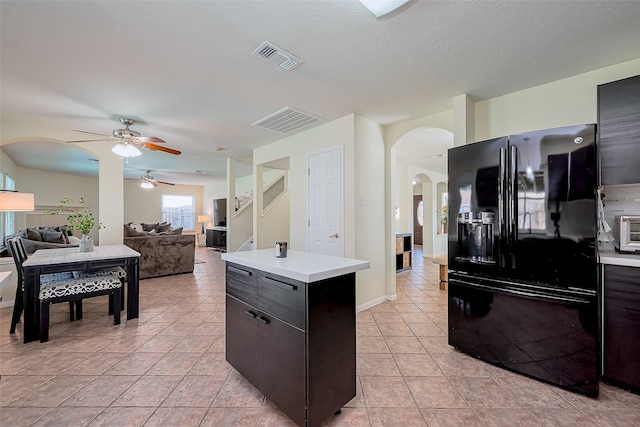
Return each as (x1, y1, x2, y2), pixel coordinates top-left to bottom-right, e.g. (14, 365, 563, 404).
(67, 117, 181, 156)
(137, 170, 175, 189)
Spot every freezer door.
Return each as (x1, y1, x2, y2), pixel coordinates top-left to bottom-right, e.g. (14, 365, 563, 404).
(507, 124, 598, 290)
(448, 275, 598, 397)
(447, 137, 508, 277)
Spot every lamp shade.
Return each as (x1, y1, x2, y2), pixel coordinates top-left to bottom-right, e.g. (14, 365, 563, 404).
(198, 215, 209, 223)
(0, 191, 35, 211)
(112, 143, 142, 157)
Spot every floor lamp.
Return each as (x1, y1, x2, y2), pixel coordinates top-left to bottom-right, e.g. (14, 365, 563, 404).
(197, 215, 209, 247)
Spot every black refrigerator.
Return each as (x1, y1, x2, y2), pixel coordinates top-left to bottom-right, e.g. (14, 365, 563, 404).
(447, 124, 599, 397)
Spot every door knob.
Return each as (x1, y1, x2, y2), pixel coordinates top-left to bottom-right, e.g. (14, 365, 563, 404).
(329, 233, 340, 238)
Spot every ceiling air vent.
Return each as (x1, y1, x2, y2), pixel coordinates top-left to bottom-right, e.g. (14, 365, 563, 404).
(252, 107, 321, 133)
(252, 41, 303, 71)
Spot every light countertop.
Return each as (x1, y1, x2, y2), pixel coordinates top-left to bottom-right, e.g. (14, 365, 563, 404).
(221, 249, 370, 283)
(599, 242, 640, 268)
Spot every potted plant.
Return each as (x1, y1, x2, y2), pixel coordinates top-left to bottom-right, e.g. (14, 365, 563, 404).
(47, 197, 104, 252)
(440, 205, 448, 234)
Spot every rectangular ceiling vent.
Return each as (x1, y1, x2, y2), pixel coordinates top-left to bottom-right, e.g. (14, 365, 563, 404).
(252, 41, 303, 71)
(252, 107, 321, 133)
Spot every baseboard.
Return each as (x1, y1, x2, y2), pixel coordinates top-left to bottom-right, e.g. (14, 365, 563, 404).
(0, 298, 15, 309)
(356, 294, 397, 313)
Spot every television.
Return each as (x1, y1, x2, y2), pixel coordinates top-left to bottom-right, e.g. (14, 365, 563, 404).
(213, 198, 227, 227)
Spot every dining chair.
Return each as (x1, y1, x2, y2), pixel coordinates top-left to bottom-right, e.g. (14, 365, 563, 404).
(39, 270, 122, 342)
(7, 238, 79, 334)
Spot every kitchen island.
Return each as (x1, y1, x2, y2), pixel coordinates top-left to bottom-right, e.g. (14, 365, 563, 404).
(221, 249, 369, 427)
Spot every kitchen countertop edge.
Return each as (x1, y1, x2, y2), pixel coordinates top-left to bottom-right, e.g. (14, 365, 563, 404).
(221, 249, 370, 283)
(599, 242, 640, 267)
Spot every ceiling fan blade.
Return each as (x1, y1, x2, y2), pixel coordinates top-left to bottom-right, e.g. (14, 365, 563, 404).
(135, 136, 165, 143)
(72, 129, 111, 137)
(156, 180, 176, 186)
(66, 139, 111, 143)
(141, 143, 181, 155)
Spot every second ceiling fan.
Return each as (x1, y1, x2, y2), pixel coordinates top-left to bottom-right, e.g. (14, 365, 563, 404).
(138, 170, 175, 188)
(68, 117, 181, 156)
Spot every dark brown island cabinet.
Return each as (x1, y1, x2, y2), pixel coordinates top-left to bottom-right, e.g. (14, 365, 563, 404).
(603, 264, 640, 393)
(221, 249, 370, 427)
(598, 74, 640, 185)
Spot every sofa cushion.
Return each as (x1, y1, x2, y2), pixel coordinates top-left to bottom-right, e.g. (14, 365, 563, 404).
(141, 222, 159, 232)
(54, 226, 70, 244)
(27, 228, 43, 241)
(124, 224, 147, 237)
(159, 227, 183, 235)
(158, 222, 172, 232)
(41, 229, 65, 244)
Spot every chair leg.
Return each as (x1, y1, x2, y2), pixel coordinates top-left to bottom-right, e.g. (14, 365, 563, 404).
(40, 300, 50, 343)
(69, 301, 75, 322)
(108, 294, 114, 315)
(113, 289, 121, 325)
(120, 279, 125, 311)
(75, 300, 83, 320)
(10, 286, 24, 334)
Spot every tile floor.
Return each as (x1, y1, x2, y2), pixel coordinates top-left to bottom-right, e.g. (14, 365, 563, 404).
(1, 246, 639, 426)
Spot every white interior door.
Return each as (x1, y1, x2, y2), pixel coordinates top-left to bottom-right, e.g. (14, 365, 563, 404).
(308, 147, 343, 256)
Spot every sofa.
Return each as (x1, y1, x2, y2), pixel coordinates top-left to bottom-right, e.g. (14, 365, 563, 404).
(7, 226, 79, 255)
(123, 223, 195, 279)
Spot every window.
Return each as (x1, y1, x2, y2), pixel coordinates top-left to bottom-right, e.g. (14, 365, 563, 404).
(1, 171, 17, 249)
(161, 195, 195, 230)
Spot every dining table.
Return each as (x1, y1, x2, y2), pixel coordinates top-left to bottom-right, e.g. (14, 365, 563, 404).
(21, 244, 140, 343)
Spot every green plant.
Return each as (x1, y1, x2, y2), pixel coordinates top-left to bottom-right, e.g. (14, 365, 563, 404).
(46, 197, 104, 235)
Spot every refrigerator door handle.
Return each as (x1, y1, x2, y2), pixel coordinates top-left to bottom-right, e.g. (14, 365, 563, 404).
(499, 148, 507, 267)
(508, 145, 518, 265)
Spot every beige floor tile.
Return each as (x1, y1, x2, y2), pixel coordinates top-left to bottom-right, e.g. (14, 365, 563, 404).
(356, 336, 390, 354)
(111, 375, 182, 407)
(0, 407, 52, 425)
(359, 376, 416, 408)
(162, 373, 228, 407)
(11, 375, 97, 407)
(212, 371, 265, 408)
(384, 336, 426, 353)
(367, 407, 427, 427)
(393, 353, 443, 377)
(87, 406, 156, 426)
(144, 407, 208, 426)
(30, 406, 104, 426)
(448, 376, 519, 408)
(404, 376, 467, 409)
(0, 375, 54, 406)
(145, 351, 202, 375)
(201, 407, 261, 426)
(61, 375, 139, 407)
(357, 353, 401, 376)
(105, 351, 166, 376)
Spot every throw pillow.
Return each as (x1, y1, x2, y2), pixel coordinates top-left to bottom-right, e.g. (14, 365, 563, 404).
(55, 226, 70, 244)
(26, 228, 43, 241)
(68, 235, 81, 244)
(124, 224, 146, 237)
(158, 222, 172, 232)
(141, 222, 159, 232)
(169, 227, 183, 235)
(42, 229, 65, 244)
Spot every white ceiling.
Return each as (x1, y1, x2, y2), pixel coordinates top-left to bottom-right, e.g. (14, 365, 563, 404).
(2, 1, 640, 185)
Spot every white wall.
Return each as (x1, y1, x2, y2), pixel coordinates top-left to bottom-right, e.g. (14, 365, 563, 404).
(475, 58, 640, 140)
(253, 114, 387, 307)
(354, 115, 386, 306)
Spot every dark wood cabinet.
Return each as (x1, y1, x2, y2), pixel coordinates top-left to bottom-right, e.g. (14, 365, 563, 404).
(598, 74, 640, 185)
(206, 228, 226, 251)
(603, 264, 640, 393)
(225, 262, 356, 427)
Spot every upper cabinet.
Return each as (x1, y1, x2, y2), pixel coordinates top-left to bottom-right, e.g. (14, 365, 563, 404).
(598, 74, 640, 185)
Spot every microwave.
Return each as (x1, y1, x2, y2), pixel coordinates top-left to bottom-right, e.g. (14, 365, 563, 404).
(617, 215, 640, 253)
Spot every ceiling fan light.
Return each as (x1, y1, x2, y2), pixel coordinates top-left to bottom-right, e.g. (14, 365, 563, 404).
(112, 143, 142, 158)
(140, 181, 155, 189)
(357, 0, 412, 18)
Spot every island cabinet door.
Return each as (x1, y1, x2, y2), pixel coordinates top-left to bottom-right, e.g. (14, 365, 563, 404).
(226, 295, 258, 387)
(257, 313, 306, 427)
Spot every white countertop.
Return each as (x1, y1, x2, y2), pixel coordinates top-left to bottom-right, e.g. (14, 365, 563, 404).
(24, 244, 140, 267)
(599, 242, 640, 268)
(221, 249, 370, 283)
